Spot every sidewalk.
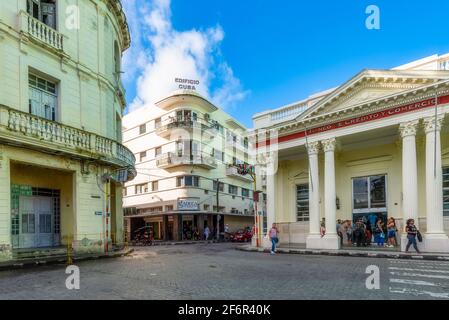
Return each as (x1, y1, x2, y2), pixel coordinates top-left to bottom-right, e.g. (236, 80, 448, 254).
(236, 244, 449, 261)
(143, 239, 224, 246)
(0, 248, 134, 271)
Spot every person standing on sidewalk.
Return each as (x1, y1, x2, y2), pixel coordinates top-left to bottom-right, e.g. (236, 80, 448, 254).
(405, 219, 421, 254)
(269, 223, 279, 255)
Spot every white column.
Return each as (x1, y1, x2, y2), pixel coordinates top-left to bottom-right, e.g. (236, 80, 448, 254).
(423, 115, 449, 253)
(306, 141, 322, 249)
(399, 120, 419, 252)
(321, 138, 340, 249)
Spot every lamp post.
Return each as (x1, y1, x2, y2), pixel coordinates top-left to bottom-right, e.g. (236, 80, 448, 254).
(216, 178, 221, 241)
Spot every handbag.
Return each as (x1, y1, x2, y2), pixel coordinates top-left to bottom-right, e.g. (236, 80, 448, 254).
(417, 230, 423, 243)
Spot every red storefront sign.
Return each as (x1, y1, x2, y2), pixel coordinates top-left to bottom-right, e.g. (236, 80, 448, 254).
(257, 95, 449, 148)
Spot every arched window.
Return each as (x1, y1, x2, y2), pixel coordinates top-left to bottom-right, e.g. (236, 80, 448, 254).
(114, 41, 121, 81)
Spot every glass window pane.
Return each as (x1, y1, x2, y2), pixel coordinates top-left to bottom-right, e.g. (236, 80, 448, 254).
(353, 178, 369, 209)
(443, 168, 449, 216)
(297, 184, 309, 222)
(370, 176, 386, 208)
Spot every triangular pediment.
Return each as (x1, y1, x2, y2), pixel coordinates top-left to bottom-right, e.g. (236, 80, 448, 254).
(298, 70, 449, 120)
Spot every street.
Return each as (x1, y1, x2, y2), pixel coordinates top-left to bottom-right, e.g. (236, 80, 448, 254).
(0, 243, 448, 300)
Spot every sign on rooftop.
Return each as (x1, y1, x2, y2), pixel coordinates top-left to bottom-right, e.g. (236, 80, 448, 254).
(175, 78, 200, 91)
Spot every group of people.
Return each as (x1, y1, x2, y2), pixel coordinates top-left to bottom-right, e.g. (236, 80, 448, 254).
(319, 216, 421, 253)
(341, 217, 398, 248)
(266, 216, 422, 256)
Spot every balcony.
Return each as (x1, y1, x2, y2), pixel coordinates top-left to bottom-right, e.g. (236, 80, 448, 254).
(226, 166, 254, 182)
(18, 11, 64, 52)
(0, 104, 136, 181)
(156, 120, 210, 138)
(156, 152, 217, 170)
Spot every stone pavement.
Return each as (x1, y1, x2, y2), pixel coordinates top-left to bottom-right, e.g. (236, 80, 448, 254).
(0, 243, 448, 300)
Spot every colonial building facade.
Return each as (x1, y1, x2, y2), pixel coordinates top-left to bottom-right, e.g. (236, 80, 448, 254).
(0, 0, 135, 261)
(123, 90, 254, 242)
(253, 53, 449, 253)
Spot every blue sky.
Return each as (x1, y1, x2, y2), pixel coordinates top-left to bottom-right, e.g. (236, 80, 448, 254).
(122, 0, 449, 127)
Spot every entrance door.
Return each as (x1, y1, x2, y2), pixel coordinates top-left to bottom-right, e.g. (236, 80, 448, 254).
(352, 175, 388, 225)
(37, 197, 53, 247)
(19, 196, 53, 248)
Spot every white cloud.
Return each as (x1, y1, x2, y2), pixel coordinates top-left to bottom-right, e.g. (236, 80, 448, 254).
(122, 0, 249, 113)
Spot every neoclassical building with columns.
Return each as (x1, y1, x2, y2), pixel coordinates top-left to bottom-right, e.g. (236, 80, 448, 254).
(252, 53, 449, 253)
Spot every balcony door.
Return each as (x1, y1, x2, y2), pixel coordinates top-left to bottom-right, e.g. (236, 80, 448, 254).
(27, 0, 57, 29)
(29, 74, 57, 121)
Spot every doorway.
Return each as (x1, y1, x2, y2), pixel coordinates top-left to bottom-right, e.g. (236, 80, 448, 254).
(19, 196, 53, 248)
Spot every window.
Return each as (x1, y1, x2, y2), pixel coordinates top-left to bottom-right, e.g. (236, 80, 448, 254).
(114, 42, 121, 79)
(135, 184, 148, 194)
(39, 214, 52, 233)
(116, 113, 122, 142)
(139, 151, 147, 162)
(352, 175, 387, 212)
(22, 214, 36, 234)
(176, 110, 197, 122)
(243, 137, 249, 149)
(139, 124, 146, 135)
(204, 204, 210, 211)
(177, 176, 199, 187)
(154, 118, 161, 129)
(213, 206, 226, 213)
(242, 188, 250, 198)
(443, 168, 449, 216)
(296, 184, 309, 222)
(165, 205, 174, 212)
(29, 73, 57, 121)
(212, 149, 224, 162)
(27, 0, 57, 29)
(123, 187, 127, 197)
(229, 185, 238, 195)
(151, 181, 159, 192)
(155, 147, 162, 157)
(213, 180, 224, 192)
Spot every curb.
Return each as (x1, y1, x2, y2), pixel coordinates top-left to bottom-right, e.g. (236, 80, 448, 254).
(133, 240, 227, 247)
(0, 248, 134, 272)
(236, 246, 449, 261)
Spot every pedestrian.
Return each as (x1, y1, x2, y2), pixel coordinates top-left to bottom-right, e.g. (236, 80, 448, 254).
(354, 219, 365, 247)
(320, 221, 326, 238)
(405, 219, 421, 253)
(374, 218, 385, 247)
(204, 226, 210, 241)
(268, 223, 279, 255)
(337, 220, 346, 246)
(345, 220, 353, 246)
(387, 217, 397, 247)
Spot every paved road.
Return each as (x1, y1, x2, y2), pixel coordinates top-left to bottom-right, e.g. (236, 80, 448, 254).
(0, 243, 448, 300)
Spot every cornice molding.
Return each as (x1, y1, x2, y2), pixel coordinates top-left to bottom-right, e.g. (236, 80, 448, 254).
(278, 82, 449, 137)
